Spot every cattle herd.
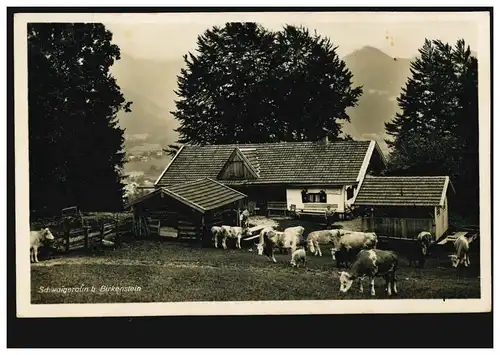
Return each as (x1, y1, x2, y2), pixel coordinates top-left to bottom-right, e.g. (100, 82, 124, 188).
(210, 224, 477, 297)
(30, 220, 477, 297)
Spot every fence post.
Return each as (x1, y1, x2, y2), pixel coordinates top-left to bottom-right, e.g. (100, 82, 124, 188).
(115, 216, 120, 245)
(84, 224, 89, 250)
(63, 219, 70, 253)
(99, 220, 105, 244)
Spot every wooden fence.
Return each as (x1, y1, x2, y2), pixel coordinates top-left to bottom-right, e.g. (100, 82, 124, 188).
(362, 217, 434, 240)
(36, 213, 134, 253)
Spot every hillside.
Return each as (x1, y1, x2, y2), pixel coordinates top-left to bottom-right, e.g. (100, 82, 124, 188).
(110, 53, 184, 152)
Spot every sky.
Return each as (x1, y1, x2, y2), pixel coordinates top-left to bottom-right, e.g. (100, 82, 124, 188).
(104, 12, 480, 61)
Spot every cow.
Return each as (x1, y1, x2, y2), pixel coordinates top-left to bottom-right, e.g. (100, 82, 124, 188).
(210, 226, 225, 248)
(220, 225, 252, 249)
(257, 226, 305, 263)
(30, 228, 55, 263)
(290, 247, 307, 268)
(449, 235, 471, 268)
(338, 249, 399, 297)
(330, 231, 378, 268)
(306, 229, 342, 256)
(408, 231, 433, 268)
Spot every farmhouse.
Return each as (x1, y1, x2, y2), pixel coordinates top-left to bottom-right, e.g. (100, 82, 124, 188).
(125, 177, 247, 243)
(352, 175, 455, 240)
(154, 138, 387, 218)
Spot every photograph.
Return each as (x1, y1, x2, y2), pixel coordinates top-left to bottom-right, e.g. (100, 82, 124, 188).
(13, 9, 492, 317)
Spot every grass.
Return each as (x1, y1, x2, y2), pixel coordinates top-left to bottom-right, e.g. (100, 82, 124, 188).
(31, 234, 481, 304)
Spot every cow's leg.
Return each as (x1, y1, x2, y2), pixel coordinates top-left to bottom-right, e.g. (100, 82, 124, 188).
(317, 245, 322, 257)
(222, 237, 227, 250)
(386, 277, 392, 296)
(237, 236, 241, 249)
(30, 248, 34, 263)
(359, 278, 364, 293)
(33, 246, 39, 263)
(370, 277, 376, 296)
(392, 275, 398, 295)
(271, 250, 277, 263)
(466, 254, 471, 267)
(214, 236, 218, 248)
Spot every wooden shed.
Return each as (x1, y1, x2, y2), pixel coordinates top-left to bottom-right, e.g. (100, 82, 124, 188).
(125, 178, 248, 243)
(352, 175, 455, 240)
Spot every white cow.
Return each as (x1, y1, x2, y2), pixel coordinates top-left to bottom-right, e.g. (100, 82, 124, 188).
(290, 247, 307, 268)
(338, 249, 399, 297)
(449, 235, 473, 268)
(306, 229, 342, 256)
(30, 228, 55, 263)
(211, 226, 225, 248)
(220, 225, 252, 249)
(257, 226, 305, 263)
(330, 231, 378, 268)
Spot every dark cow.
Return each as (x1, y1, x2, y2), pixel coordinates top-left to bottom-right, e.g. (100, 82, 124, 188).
(338, 249, 399, 297)
(408, 231, 433, 268)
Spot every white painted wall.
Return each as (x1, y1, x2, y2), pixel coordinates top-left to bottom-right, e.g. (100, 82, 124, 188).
(286, 187, 346, 212)
(434, 197, 449, 239)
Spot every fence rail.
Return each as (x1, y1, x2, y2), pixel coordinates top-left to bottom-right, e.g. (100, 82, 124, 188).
(41, 213, 134, 253)
(362, 217, 434, 239)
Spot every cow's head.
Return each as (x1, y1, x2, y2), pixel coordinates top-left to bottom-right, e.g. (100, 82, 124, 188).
(42, 228, 55, 241)
(448, 254, 460, 268)
(241, 227, 253, 238)
(308, 239, 315, 254)
(338, 271, 354, 293)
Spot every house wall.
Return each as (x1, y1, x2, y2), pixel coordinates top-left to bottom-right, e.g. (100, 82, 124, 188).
(434, 196, 449, 239)
(286, 186, 346, 213)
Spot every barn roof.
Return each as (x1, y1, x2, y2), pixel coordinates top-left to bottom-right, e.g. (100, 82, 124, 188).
(126, 178, 247, 212)
(352, 175, 455, 207)
(154, 140, 386, 187)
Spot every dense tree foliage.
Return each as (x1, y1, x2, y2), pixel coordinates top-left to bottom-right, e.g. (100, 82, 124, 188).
(28, 23, 132, 216)
(171, 22, 362, 147)
(385, 39, 478, 220)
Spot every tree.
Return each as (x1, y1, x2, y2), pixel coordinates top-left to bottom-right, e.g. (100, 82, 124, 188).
(385, 39, 478, 220)
(171, 23, 362, 145)
(28, 23, 132, 216)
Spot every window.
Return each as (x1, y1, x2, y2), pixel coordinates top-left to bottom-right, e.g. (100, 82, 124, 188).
(436, 207, 441, 216)
(306, 191, 327, 203)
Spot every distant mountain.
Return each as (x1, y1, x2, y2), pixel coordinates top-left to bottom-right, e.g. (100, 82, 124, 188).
(342, 46, 413, 153)
(110, 53, 184, 150)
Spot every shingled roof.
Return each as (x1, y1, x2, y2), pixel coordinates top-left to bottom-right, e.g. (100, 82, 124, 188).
(155, 140, 385, 187)
(127, 178, 247, 212)
(353, 176, 455, 207)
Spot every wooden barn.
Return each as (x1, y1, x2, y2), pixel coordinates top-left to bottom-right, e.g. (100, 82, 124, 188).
(125, 178, 248, 243)
(153, 138, 387, 219)
(352, 175, 455, 240)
